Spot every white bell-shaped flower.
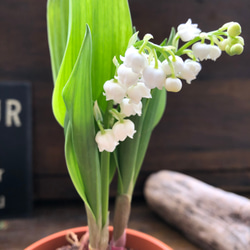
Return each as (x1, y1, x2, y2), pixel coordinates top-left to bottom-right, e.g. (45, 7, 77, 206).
(162, 56, 185, 77)
(209, 45, 222, 61)
(192, 42, 210, 61)
(127, 82, 152, 104)
(180, 59, 202, 84)
(161, 60, 172, 76)
(112, 119, 136, 142)
(95, 129, 119, 152)
(164, 77, 182, 92)
(117, 64, 140, 87)
(120, 98, 142, 117)
(123, 46, 147, 74)
(177, 19, 201, 42)
(192, 42, 221, 61)
(142, 65, 166, 89)
(103, 79, 126, 104)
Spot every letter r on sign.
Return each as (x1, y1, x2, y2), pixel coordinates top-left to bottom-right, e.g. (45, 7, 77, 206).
(6, 99, 22, 127)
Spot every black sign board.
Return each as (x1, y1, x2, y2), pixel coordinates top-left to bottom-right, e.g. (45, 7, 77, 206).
(0, 82, 32, 218)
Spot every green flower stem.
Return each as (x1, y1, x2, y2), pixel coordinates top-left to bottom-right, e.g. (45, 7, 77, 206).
(176, 36, 201, 56)
(135, 40, 160, 53)
(113, 88, 166, 245)
(171, 33, 180, 49)
(110, 109, 124, 122)
(104, 100, 114, 125)
(209, 30, 228, 36)
(100, 150, 110, 228)
(100, 100, 113, 227)
(134, 39, 176, 63)
(112, 194, 131, 244)
(152, 49, 159, 68)
(138, 40, 148, 54)
(97, 120, 105, 134)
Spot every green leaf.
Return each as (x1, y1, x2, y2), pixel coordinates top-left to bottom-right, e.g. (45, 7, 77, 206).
(117, 88, 166, 194)
(51, 0, 88, 126)
(133, 89, 166, 183)
(64, 117, 87, 203)
(63, 25, 101, 219)
(166, 27, 176, 46)
(47, 0, 69, 83)
(49, 0, 133, 127)
(90, 0, 133, 110)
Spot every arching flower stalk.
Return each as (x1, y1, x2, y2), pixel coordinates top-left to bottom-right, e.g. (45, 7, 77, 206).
(96, 19, 244, 154)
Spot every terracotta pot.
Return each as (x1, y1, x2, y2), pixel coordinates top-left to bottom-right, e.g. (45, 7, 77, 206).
(25, 226, 173, 250)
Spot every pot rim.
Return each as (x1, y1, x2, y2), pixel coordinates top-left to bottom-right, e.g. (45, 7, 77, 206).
(25, 226, 173, 250)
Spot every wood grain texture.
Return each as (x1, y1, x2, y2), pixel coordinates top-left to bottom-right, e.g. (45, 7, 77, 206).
(145, 170, 250, 250)
(1, 200, 200, 250)
(0, 0, 249, 200)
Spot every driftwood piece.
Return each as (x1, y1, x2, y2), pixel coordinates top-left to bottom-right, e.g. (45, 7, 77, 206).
(144, 170, 250, 250)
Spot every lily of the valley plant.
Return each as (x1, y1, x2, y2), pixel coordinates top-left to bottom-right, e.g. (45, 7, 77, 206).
(47, 0, 244, 249)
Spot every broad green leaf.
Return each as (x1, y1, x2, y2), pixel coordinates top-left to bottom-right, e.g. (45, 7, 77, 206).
(47, 0, 69, 83)
(116, 88, 166, 194)
(151, 89, 167, 129)
(90, 0, 133, 110)
(63, 25, 101, 219)
(133, 89, 166, 184)
(64, 118, 87, 203)
(51, 0, 88, 126)
(49, 0, 133, 127)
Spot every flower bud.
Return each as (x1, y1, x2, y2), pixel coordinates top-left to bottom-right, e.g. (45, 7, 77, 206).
(228, 44, 244, 56)
(228, 22, 241, 37)
(227, 36, 245, 47)
(236, 36, 245, 46)
(218, 39, 229, 51)
(112, 119, 136, 141)
(93, 101, 103, 123)
(164, 77, 182, 92)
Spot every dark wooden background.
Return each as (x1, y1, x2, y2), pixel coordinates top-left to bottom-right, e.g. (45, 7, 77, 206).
(0, 0, 250, 200)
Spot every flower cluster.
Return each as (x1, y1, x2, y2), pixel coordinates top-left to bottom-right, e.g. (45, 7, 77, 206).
(94, 19, 244, 152)
(95, 119, 136, 152)
(105, 46, 152, 115)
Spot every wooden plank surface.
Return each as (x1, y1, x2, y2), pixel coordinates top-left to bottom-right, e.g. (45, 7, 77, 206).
(0, 199, 200, 250)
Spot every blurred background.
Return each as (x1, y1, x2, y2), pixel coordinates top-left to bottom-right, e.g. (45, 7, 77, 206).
(0, 0, 249, 204)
